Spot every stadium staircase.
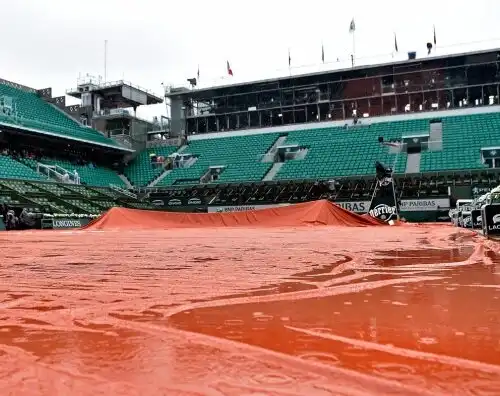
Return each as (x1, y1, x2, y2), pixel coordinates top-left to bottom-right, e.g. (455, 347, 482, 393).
(118, 174, 133, 189)
(262, 163, 284, 181)
(124, 145, 179, 187)
(429, 121, 443, 151)
(0, 82, 123, 149)
(405, 153, 421, 173)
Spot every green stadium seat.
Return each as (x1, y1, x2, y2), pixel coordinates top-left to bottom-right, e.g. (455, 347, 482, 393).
(38, 158, 126, 188)
(420, 113, 500, 172)
(0, 82, 122, 148)
(155, 134, 277, 187)
(0, 154, 45, 181)
(125, 146, 179, 186)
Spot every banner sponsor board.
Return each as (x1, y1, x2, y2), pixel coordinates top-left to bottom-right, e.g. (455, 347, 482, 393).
(207, 204, 290, 213)
(335, 201, 370, 213)
(51, 218, 91, 229)
(398, 198, 450, 212)
(471, 209, 482, 229)
(336, 198, 450, 213)
(367, 177, 399, 222)
(482, 204, 500, 236)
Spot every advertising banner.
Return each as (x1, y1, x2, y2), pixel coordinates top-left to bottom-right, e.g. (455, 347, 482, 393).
(207, 204, 290, 213)
(51, 218, 91, 229)
(471, 209, 482, 229)
(481, 204, 500, 236)
(399, 198, 450, 212)
(335, 198, 450, 214)
(335, 201, 370, 213)
(367, 177, 398, 222)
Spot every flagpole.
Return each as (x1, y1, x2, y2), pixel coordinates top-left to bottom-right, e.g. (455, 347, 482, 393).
(288, 47, 291, 77)
(349, 18, 356, 67)
(104, 39, 108, 83)
(352, 32, 355, 67)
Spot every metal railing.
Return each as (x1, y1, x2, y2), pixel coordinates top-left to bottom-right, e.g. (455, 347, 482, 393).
(36, 163, 80, 184)
(66, 78, 162, 100)
(109, 184, 137, 199)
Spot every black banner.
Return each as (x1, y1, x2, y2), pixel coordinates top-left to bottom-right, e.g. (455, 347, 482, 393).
(481, 204, 500, 236)
(471, 209, 482, 229)
(368, 177, 399, 222)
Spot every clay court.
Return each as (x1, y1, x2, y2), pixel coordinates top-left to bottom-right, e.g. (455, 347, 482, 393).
(0, 201, 499, 395)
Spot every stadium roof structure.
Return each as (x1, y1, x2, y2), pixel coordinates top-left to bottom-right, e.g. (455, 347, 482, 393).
(166, 47, 500, 99)
(0, 121, 135, 153)
(67, 79, 163, 109)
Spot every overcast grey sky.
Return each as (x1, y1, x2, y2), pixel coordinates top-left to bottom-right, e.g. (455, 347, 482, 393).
(1, 0, 499, 120)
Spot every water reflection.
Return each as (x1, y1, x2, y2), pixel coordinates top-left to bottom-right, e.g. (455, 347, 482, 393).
(0, 226, 498, 394)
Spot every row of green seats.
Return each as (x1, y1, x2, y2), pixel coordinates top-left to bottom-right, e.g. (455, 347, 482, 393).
(155, 134, 279, 186)
(0, 154, 45, 181)
(0, 83, 122, 148)
(420, 112, 500, 172)
(125, 146, 179, 186)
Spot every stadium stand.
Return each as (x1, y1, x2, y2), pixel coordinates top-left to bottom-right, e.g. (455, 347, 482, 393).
(420, 112, 500, 172)
(272, 121, 411, 180)
(2, 46, 500, 226)
(136, 116, 434, 186)
(38, 158, 126, 188)
(0, 82, 121, 148)
(154, 133, 279, 187)
(127, 110, 498, 187)
(125, 146, 179, 186)
(0, 178, 150, 215)
(0, 152, 45, 181)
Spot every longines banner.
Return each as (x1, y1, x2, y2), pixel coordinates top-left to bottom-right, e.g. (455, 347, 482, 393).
(42, 217, 90, 230)
(336, 198, 450, 213)
(207, 204, 290, 213)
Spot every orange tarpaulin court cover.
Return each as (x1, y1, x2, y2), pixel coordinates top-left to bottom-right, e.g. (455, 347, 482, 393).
(84, 200, 383, 230)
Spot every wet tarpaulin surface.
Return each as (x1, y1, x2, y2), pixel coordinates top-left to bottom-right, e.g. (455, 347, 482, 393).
(0, 203, 499, 395)
(83, 200, 383, 230)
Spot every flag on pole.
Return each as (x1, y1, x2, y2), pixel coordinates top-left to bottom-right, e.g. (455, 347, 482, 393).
(394, 33, 398, 52)
(288, 49, 291, 67)
(226, 61, 233, 76)
(349, 18, 355, 33)
(321, 44, 325, 63)
(433, 25, 436, 45)
(197, 64, 200, 80)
